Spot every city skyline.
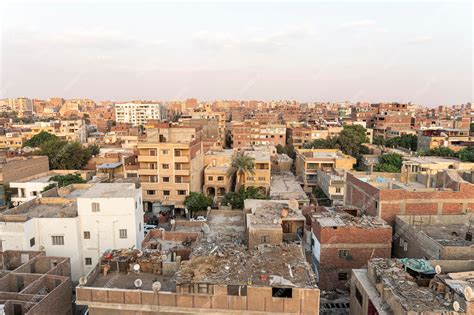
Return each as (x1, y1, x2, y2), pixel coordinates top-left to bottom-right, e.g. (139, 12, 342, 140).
(1, 1, 472, 106)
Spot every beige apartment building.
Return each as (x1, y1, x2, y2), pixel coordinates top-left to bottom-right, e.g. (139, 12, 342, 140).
(295, 149, 356, 192)
(237, 148, 272, 195)
(203, 149, 234, 199)
(137, 125, 204, 212)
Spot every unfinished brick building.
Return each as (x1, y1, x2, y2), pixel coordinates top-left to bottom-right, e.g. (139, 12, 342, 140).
(76, 210, 320, 314)
(0, 250, 72, 315)
(344, 170, 474, 226)
(310, 207, 392, 291)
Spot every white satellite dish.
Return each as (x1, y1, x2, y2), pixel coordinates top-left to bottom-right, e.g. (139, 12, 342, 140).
(79, 277, 87, 286)
(464, 286, 473, 301)
(161, 254, 167, 261)
(133, 264, 140, 272)
(453, 301, 460, 312)
(136, 250, 143, 257)
(435, 265, 442, 275)
(152, 281, 162, 292)
(134, 279, 142, 288)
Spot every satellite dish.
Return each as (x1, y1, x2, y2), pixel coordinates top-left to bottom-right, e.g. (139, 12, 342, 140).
(435, 265, 442, 274)
(152, 281, 162, 292)
(136, 250, 143, 257)
(464, 286, 473, 301)
(79, 277, 87, 286)
(133, 264, 140, 272)
(161, 254, 167, 261)
(453, 301, 460, 312)
(134, 279, 142, 288)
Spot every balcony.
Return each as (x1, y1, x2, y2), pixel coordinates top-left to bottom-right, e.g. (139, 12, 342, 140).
(138, 155, 157, 162)
(138, 169, 158, 176)
(174, 156, 190, 163)
(175, 169, 190, 176)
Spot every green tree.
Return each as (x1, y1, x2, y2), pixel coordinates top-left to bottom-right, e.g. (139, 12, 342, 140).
(48, 173, 86, 187)
(373, 136, 385, 146)
(374, 153, 403, 173)
(229, 152, 255, 191)
(184, 192, 213, 215)
(222, 186, 266, 209)
(334, 125, 369, 156)
(87, 144, 100, 156)
(470, 123, 474, 132)
(23, 131, 58, 148)
(385, 134, 417, 151)
(419, 147, 456, 157)
(35, 140, 94, 170)
(457, 147, 474, 162)
(303, 139, 333, 149)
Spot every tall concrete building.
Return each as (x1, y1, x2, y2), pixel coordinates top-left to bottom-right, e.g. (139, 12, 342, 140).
(115, 102, 167, 126)
(137, 124, 204, 213)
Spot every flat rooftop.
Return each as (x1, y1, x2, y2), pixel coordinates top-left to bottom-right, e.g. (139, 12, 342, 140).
(177, 243, 316, 288)
(397, 214, 474, 247)
(314, 210, 389, 229)
(245, 150, 271, 162)
(89, 272, 176, 291)
(0, 199, 77, 220)
(403, 156, 462, 165)
(270, 172, 308, 201)
(59, 183, 137, 199)
(369, 258, 471, 313)
(246, 200, 305, 229)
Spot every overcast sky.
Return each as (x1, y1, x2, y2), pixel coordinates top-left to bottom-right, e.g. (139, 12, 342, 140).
(0, 1, 472, 106)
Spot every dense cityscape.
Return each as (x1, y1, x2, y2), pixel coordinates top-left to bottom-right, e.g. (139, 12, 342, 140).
(0, 97, 471, 314)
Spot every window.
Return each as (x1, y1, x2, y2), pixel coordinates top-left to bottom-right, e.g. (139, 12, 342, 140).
(149, 149, 157, 156)
(272, 287, 292, 298)
(149, 176, 158, 183)
(161, 149, 169, 155)
(261, 235, 269, 243)
(227, 285, 247, 296)
(163, 177, 170, 182)
(119, 229, 128, 239)
(208, 176, 213, 181)
(217, 176, 224, 181)
(139, 223, 141, 232)
(403, 241, 408, 252)
(336, 187, 341, 193)
(162, 164, 169, 169)
(85, 257, 92, 265)
(52, 236, 64, 245)
(399, 238, 404, 247)
(163, 190, 170, 196)
(355, 287, 363, 306)
(338, 249, 349, 259)
(258, 177, 265, 181)
(338, 272, 348, 281)
(91, 203, 100, 212)
(177, 190, 186, 195)
(149, 163, 157, 170)
(375, 201, 378, 209)
(83, 231, 90, 239)
(30, 237, 35, 247)
(147, 190, 156, 195)
(247, 176, 254, 181)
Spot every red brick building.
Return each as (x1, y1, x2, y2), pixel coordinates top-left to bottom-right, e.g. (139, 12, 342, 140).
(310, 208, 392, 291)
(344, 170, 474, 226)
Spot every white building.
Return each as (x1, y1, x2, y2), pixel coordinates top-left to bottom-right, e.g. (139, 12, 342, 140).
(115, 103, 167, 126)
(0, 182, 144, 280)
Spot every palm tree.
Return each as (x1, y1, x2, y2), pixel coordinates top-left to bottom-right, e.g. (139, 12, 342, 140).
(229, 152, 255, 191)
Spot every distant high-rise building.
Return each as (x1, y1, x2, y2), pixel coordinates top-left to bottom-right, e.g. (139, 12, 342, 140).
(115, 103, 167, 126)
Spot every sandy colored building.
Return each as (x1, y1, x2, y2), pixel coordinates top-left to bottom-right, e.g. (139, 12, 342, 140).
(295, 149, 356, 192)
(137, 125, 204, 212)
(237, 149, 272, 195)
(417, 128, 472, 152)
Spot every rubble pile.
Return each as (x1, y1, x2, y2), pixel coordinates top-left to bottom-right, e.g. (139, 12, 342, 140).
(177, 242, 316, 288)
(370, 258, 463, 312)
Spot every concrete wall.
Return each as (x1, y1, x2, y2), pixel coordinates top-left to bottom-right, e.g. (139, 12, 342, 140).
(77, 284, 320, 314)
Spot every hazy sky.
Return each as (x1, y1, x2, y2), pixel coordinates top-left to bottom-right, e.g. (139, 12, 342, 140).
(0, 1, 472, 106)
